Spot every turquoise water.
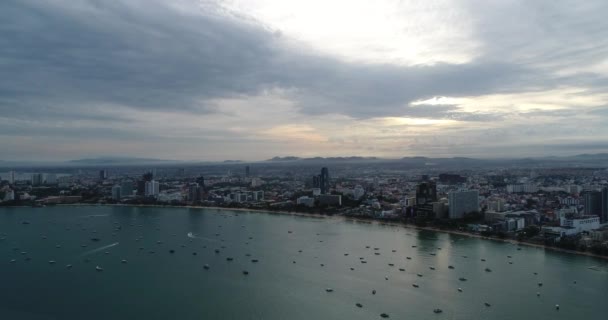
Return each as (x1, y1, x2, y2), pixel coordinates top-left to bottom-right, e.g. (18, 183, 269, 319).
(0, 206, 606, 320)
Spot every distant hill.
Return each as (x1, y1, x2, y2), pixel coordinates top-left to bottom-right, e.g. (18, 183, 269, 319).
(267, 156, 379, 162)
(69, 157, 175, 165)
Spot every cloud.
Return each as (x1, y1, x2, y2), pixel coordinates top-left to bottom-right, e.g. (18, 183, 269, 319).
(1, 0, 608, 160)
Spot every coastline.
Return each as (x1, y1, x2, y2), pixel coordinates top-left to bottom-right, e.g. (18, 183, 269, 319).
(14, 203, 608, 261)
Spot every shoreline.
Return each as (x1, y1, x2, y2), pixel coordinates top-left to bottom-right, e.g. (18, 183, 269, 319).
(12, 203, 608, 261)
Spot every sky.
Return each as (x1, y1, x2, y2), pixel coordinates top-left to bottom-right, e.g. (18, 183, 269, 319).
(1, 0, 608, 161)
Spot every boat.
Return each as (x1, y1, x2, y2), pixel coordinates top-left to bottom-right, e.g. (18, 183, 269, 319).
(372, 289, 376, 295)
(458, 288, 463, 292)
(412, 284, 419, 288)
(555, 304, 560, 310)
(459, 277, 467, 281)
(448, 265, 455, 269)
(121, 259, 127, 263)
(251, 259, 258, 263)
(169, 249, 175, 253)
(226, 257, 233, 261)
(484, 302, 491, 307)
(433, 309, 443, 314)
(536, 292, 540, 296)
(388, 263, 394, 266)
(417, 273, 423, 277)
(485, 268, 492, 272)
(325, 288, 333, 292)
(380, 313, 389, 318)
(66, 264, 73, 269)
(406, 257, 412, 260)
(538, 282, 543, 287)
(356, 303, 363, 308)
(399, 268, 405, 271)
(242, 270, 249, 275)
(95, 266, 103, 272)
(48, 260, 56, 264)
(429, 266, 435, 270)
(481, 258, 486, 262)
(430, 253, 436, 256)
(203, 264, 210, 270)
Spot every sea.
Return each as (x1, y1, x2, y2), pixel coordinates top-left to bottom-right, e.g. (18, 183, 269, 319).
(0, 206, 606, 320)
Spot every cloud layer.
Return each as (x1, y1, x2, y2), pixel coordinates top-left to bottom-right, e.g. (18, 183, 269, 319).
(1, 0, 608, 160)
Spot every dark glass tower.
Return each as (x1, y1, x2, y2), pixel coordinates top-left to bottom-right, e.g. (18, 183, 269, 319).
(320, 167, 329, 195)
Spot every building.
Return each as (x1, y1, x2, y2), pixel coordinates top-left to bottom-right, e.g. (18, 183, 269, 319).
(583, 190, 602, 217)
(353, 185, 365, 200)
(120, 181, 134, 198)
(99, 169, 108, 180)
(560, 215, 600, 233)
(416, 182, 437, 205)
(448, 190, 479, 219)
(8, 171, 15, 184)
(44, 173, 57, 185)
(601, 187, 608, 223)
(506, 184, 538, 193)
(488, 199, 505, 212)
(297, 196, 315, 207)
(251, 191, 264, 201)
(31, 173, 43, 186)
(245, 166, 250, 177)
(196, 176, 205, 192)
(318, 194, 341, 206)
(3, 189, 15, 201)
(111, 185, 122, 200)
(320, 167, 330, 194)
(188, 183, 201, 202)
(145, 180, 160, 197)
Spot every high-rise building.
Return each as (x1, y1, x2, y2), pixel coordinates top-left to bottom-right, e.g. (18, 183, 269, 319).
(583, 190, 602, 217)
(416, 182, 437, 205)
(245, 166, 250, 177)
(31, 173, 43, 186)
(8, 171, 15, 184)
(188, 183, 201, 202)
(601, 187, 608, 223)
(120, 181, 134, 198)
(145, 180, 159, 197)
(44, 173, 57, 185)
(111, 185, 122, 200)
(448, 190, 479, 219)
(99, 169, 108, 180)
(320, 167, 329, 195)
(196, 176, 205, 192)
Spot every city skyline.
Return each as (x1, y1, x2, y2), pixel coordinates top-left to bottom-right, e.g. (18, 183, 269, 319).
(2, 0, 608, 161)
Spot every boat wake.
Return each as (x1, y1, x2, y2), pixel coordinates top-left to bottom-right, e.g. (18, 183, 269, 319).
(81, 242, 119, 256)
(83, 214, 109, 218)
(187, 232, 219, 242)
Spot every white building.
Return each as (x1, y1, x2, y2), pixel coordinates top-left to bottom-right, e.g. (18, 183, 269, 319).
(297, 196, 315, 207)
(312, 188, 321, 196)
(448, 190, 479, 219)
(145, 180, 160, 197)
(353, 185, 365, 200)
(560, 216, 600, 233)
(3, 189, 15, 201)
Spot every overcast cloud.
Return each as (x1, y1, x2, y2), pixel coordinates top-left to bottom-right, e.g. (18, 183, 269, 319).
(1, 0, 607, 161)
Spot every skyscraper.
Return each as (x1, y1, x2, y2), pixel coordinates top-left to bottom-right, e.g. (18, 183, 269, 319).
(602, 187, 608, 223)
(145, 180, 160, 197)
(448, 190, 479, 219)
(320, 167, 329, 194)
(188, 183, 201, 202)
(111, 185, 122, 200)
(8, 171, 15, 184)
(44, 173, 57, 185)
(196, 176, 205, 192)
(583, 190, 602, 217)
(120, 181, 134, 198)
(31, 173, 43, 186)
(416, 182, 437, 205)
(245, 166, 250, 177)
(99, 169, 108, 180)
